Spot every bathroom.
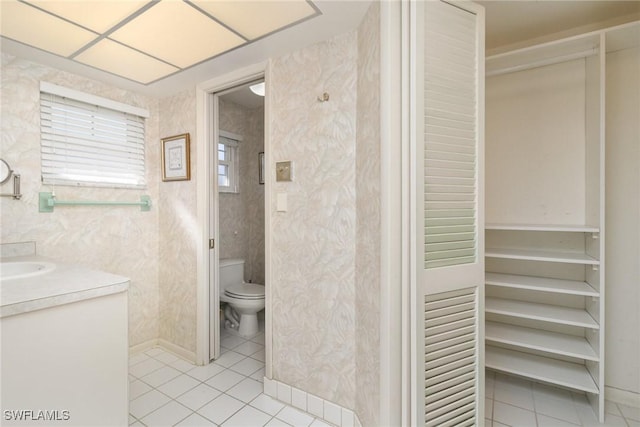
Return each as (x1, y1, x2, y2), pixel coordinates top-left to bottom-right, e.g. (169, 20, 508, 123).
(1, 1, 639, 426)
(216, 82, 266, 345)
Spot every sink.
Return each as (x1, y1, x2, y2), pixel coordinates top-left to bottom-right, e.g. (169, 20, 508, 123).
(0, 261, 56, 280)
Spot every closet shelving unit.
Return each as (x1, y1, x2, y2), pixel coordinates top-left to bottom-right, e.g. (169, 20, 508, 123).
(484, 30, 606, 421)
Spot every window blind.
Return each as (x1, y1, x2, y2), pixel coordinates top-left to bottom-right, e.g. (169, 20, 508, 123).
(40, 87, 146, 189)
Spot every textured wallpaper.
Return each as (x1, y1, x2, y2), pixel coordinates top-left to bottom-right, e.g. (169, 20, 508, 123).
(218, 99, 265, 285)
(0, 53, 161, 348)
(355, 3, 381, 425)
(158, 88, 198, 353)
(269, 31, 358, 409)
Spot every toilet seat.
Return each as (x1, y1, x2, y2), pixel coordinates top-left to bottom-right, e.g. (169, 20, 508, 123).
(225, 283, 265, 300)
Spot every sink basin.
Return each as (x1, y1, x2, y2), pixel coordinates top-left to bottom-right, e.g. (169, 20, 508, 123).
(0, 261, 56, 280)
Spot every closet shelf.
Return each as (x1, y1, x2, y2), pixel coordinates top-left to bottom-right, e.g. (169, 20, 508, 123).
(485, 223, 599, 233)
(485, 297, 599, 329)
(486, 273, 599, 297)
(485, 321, 599, 361)
(485, 346, 599, 394)
(485, 248, 599, 265)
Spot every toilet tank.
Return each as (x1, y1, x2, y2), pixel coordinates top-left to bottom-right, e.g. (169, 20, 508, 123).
(219, 258, 245, 292)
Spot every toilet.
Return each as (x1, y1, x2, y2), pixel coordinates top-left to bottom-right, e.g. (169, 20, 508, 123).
(219, 258, 265, 337)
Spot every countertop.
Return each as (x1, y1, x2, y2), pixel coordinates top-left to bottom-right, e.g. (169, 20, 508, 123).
(0, 255, 129, 318)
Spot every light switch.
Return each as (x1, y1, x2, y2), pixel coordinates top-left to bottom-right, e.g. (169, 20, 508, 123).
(276, 192, 287, 212)
(276, 161, 292, 182)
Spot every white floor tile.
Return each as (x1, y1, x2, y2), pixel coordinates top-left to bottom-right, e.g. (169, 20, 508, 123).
(250, 394, 286, 416)
(206, 369, 246, 392)
(153, 351, 179, 365)
(536, 414, 580, 427)
(493, 401, 537, 427)
(250, 333, 265, 345)
(176, 384, 222, 411)
(175, 412, 219, 426)
(276, 406, 315, 427)
(251, 349, 266, 362)
(129, 357, 164, 378)
(310, 419, 332, 427)
(170, 358, 198, 373)
(595, 414, 627, 426)
(214, 351, 247, 368)
(494, 381, 535, 411)
(186, 363, 226, 382)
(533, 393, 580, 424)
(145, 347, 166, 357)
(221, 405, 272, 427)
(628, 419, 640, 427)
(157, 373, 201, 399)
(130, 380, 153, 400)
(130, 422, 144, 427)
(619, 403, 640, 422)
(251, 368, 266, 382)
(493, 421, 509, 427)
(234, 341, 264, 356)
(227, 378, 264, 403)
(198, 394, 245, 425)
(140, 400, 192, 426)
(129, 389, 172, 419)
(229, 357, 264, 376)
(264, 418, 291, 427)
(605, 400, 623, 416)
(140, 365, 182, 388)
(221, 335, 247, 350)
(129, 352, 151, 366)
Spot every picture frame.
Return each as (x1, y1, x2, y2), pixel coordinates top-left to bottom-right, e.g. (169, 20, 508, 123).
(161, 133, 191, 181)
(258, 152, 265, 185)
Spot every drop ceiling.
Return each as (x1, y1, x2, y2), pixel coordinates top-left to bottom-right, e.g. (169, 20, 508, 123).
(1, 0, 371, 96)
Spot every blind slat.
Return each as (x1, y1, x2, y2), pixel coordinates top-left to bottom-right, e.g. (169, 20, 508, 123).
(41, 90, 146, 188)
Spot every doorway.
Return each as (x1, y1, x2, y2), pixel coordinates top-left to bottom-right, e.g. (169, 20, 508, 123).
(209, 80, 266, 360)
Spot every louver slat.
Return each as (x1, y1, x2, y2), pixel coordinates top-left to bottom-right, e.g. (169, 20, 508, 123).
(425, 288, 477, 425)
(424, 0, 477, 270)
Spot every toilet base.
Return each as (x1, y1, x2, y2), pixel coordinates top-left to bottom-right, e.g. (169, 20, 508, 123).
(237, 313, 259, 337)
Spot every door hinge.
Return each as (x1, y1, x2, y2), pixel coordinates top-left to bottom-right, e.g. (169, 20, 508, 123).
(209, 239, 215, 249)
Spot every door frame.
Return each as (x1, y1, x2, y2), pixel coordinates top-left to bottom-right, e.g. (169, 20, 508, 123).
(195, 61, 270, 369)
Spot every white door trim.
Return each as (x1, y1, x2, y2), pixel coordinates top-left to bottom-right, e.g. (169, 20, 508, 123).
(195, 61, 268, 366)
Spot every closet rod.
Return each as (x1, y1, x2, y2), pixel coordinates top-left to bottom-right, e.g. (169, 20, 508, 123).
(486, 48, 598, 77)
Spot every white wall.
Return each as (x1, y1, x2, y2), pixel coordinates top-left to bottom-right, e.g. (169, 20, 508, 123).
(605, 45, 640, 397)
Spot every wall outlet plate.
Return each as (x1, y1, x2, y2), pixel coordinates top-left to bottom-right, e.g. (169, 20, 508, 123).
(276, 161, 292, 182)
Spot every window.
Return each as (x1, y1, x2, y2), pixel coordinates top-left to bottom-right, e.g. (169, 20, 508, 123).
(40, 82, 149, 189)
(218, 132, 240, 193)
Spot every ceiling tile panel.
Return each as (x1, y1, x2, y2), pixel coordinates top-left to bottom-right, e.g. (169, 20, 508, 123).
(109, 1, 245, 69)
(0, 0, 97, 57)
(75, 39, 179, 84)
(192, 0, 317, 40)
(24, 0, 150, 33)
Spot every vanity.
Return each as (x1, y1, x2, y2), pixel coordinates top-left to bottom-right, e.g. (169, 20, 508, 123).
(1, 243, 129, 426)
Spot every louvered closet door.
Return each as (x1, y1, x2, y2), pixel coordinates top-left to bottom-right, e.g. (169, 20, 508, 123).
(412, 1, 485, 425)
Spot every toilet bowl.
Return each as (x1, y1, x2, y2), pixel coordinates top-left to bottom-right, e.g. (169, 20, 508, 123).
(220, 259, 265, 337)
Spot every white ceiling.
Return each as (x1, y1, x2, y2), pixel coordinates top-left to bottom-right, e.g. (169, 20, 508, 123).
(1, 0, 372, 97)
(1, 1, 638, 99)
(480, 1, 640, 52)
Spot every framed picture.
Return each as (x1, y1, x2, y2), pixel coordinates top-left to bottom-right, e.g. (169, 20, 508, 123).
(161, 133, 190, 181)
(258, 152, 265, 185)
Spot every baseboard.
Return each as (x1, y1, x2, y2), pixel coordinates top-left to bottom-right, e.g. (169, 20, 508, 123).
(606, 386, 640, 408)
(129, 338, 158, 355)
(157, 338, 197, 364)
(129, 338, 197, 364)
(263, 377, 362, 427)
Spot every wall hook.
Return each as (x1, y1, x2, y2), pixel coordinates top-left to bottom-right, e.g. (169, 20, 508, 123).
(317, 92, 330, 102)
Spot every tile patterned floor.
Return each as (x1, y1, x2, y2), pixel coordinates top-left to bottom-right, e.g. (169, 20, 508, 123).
(485, 370, 640, 427)
(129, 328, 332, 427)
(130, 332, 640, 427)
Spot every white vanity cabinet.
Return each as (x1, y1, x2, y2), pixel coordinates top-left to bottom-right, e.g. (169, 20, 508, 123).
(1, 257, 129, 426)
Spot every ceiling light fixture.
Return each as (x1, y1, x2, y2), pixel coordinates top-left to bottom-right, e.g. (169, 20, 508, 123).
(250, 82, 265, 97)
